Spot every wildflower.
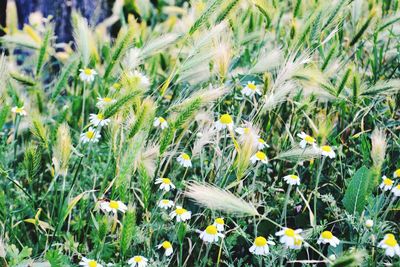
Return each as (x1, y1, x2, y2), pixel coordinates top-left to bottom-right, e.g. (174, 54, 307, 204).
(235, 127, 251, 135)
(11, 106, 27, 116)
(257, 138, 269, 150)
(177, 153, 192, 168)
(111, 82, 122, 91)
(199, 225, 225, 243)
(153, 117, 168, 129)
(99, 200, 127, 214)
(79, 68, 97, 83)
(158, 199, 174, 209)
(242, 81, 262, 96)
(380, 176, 394, 191)
(213, 218, 225, 232)
(155, 178, 175, 192)
(80, 127, 101, 143)
(394, 169, 400, 178)
(79, 257, 103, 267)
(249, 236, 275, 256)
(317, 231, 340, 247)
(392, 185, 400, 197)
(297, 132, 316, 149)
(89, 113, 110, 127)
(378, 234, 400, 257)
(250, 151, 268, 164)
(320, 145, 336, 158)
(170, 206, 191, 222)
(127, 256, 148, 267)
(130, 70, 150, 89)
(158, 241, 173, 256)
(96, 97, 116, 108)
(365, 219, 374, 228)
(275, 228, 303, 249)
(283, 174, 300, 186)
(215, 114, 233, 130)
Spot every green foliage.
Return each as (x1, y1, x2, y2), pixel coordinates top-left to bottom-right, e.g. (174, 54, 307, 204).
(343, 166, 373, 214)
(120, 209, 136, 257)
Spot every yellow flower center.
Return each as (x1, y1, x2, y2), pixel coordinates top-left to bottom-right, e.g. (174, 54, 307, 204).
(215, 218, 224, 225)
(256, 151, 267, 160)
(285, 228, 295, 237)
(175, 208, 187, 215)
(112, 83, 121, 90)
(396, 185, 400, 190)
(133, 256, 142, 262)
(84, 68, 93, 75)
(254, 236, 267, 247)
(205, 225, 218, 235)
(86, 131, 95, 139)
(15, 107, 24, 113)
(321, 231, 333, 240)
(383, 178, 393, 186)
(181, 153, 190, 160)
(395, 169, 400, 177)
(247, 83, 257, 90)
(103, 97, 112, 103)
(159, 117, 166, 123)
(385, 237, 398, 247)
(109, 200, 119, 209)
(294, 238, 302, 246)
(97, 113, 104, 120)
(289, 175, 299, 180)
(161, 199, 170, 204)
(304, 135, 315, 143)
(258, 138, 265, 144)
(88, 261, 97, 267)
(220, 114, 233, 124)
(162, 241, 172, 249)
(162, 178, 171, 184)
(321, 146, 332, 152)
(243, 128, 250, 134)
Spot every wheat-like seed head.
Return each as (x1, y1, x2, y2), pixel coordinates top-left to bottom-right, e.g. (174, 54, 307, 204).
(370, 128, 386, 169)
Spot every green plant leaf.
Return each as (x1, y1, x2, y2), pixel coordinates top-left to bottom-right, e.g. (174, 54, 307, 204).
(342, 166, 372, 214)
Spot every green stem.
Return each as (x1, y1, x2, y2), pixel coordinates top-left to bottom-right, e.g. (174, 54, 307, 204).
(313, 157, 326, 225)
(281, 184, 292, 226)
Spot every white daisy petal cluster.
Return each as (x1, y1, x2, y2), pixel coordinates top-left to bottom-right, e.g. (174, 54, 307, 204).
(170, 206, 191, 222)
(153, 117, 168, 129)
(275, 228, 303, 249)
(158, 199, 174, 209)
(297, 132, 316, 149)
(79, 68, 97, 83)
(89, 113, 110, 127)
(177, 153, 192, 167)
(12, 106, 27, 116)
(283, 174, 301, 186)
(250, 151, 268, 164)
(155, 178, 175, 192)
(392, 184, 400, 197)
(79, 257, 103, 267)
(215, 114, 234, 130)
(96, 97, 116, 108)
(157, 241, 173, 256)
(297, 132, 336, 159)
(80, 127, 101, 143)
(317, 230, 340, 247)
(127, 256, 148, 267)
(249, 236, 275, 256)
(99, 199, 127, 214)
(378, 234, 400, 257)
(242, 81, 262, 96)
(199, 225, 225, 243)
(213, 218, 225, 232)
(380, 175, 394, 191)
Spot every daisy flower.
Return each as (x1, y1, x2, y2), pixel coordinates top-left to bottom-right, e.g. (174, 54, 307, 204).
(213, 218, 225, 232)
(365, 219, 374, 228)
(155, 178, 175, 192)
(153, 117, 168, 129)
(235, 127, 252, 135)
(11, 106, 27, 116)
(320, 145, 336, 158)
(130, 70, 150, 89)
(249, 236, 275, 256)
(275, 228, 303, 249)
(242, 81, 262, 96)
(158, 199, 174, 209)
(297, 132, 316, 149)
(257, 138, 269, 150)
(215, 114, 234, 130)
(96, 97, 116, 108)
(79, 257, 103, 267)
(99, 200, 127, 214)
(170, 206, 191, 222)
(283, 174, 301, 186)
(80, 127, 101, 143)
(378, 234, 400, 257)
(111, 82, 122, 91)
(380, 176, 394, 191)
(394, 169, 400, 178)
(158, 241, 173, 256)
(127, 256, 148, 267)
(250, 151, 268, 164)
(199, 225, 225, 243)
(89, 113, 110, 127)
(79, 68, 97, 83)
(317, 231, 340, 247)
(392, 185, 400, 197)
(177, 153, 192, 168)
